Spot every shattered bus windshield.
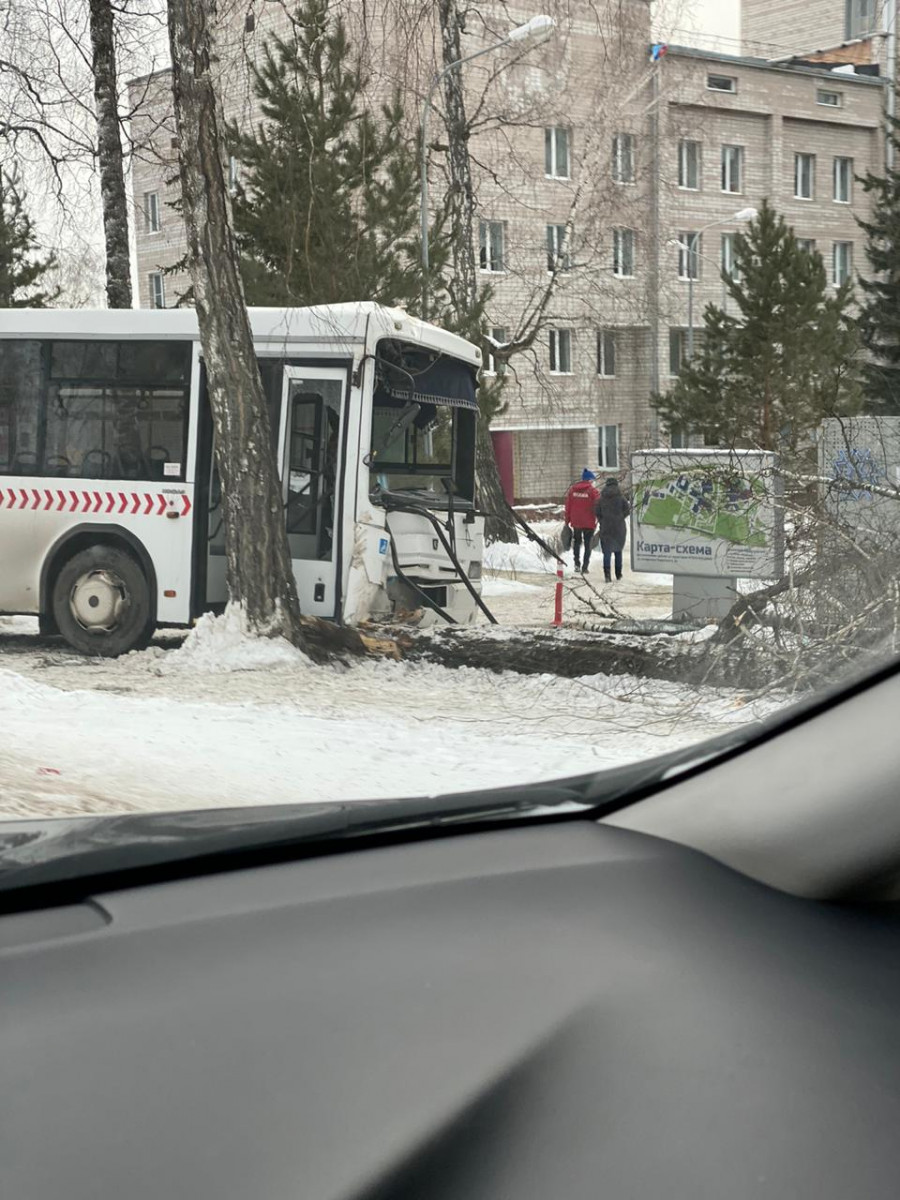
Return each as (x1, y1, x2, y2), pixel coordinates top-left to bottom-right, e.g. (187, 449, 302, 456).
(369, 341, 477, 505)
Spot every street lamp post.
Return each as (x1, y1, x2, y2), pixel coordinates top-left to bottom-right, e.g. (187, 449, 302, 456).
(668, 240, 731, 314)
(419, 14, 555, 320)
(678, 208, 758, 360)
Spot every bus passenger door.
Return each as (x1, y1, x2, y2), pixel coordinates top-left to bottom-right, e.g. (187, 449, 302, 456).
(278, 367, 345, 619)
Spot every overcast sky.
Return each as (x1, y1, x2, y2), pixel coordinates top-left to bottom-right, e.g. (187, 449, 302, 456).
(667, 0, 742, 51)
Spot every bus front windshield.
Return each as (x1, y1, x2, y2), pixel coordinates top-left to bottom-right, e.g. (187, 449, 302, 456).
(369, 342, 477, 505)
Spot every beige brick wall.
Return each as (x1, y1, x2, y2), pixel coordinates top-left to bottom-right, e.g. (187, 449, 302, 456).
(654, 50, 883, 402)
(742, 0, 847, 57)
(130, 70, 187, 308)
(742, 0, 890, 72)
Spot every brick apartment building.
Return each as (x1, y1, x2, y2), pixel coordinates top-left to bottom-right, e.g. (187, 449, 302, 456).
(129, 1, 885, 501)
(743, 0, 890, 61)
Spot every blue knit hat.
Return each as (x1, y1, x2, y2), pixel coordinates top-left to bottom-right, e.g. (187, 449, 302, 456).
(582, 468, 596, 482)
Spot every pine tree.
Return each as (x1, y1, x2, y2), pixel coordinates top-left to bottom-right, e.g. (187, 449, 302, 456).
(230, 0, 427, 310)
(857, 119, 900, 413)
(0, 171, 59, 308)
(652, 201, 860, 454)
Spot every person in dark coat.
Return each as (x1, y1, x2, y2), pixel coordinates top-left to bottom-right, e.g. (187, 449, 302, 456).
(595, 477, 631, 583)
(564, 469, 600, 574)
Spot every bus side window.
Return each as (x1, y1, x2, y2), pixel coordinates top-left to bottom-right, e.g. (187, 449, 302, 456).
(0, 341, 42, 476)
(43, 340, 191, 481)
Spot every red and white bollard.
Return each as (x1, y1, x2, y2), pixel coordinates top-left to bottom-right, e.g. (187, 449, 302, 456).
(552, 563, 564, 627)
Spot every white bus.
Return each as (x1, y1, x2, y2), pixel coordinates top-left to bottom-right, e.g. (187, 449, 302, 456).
(0, 303, 487, 655)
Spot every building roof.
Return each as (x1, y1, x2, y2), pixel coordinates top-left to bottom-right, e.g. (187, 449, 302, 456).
(665, 43, 886, 87)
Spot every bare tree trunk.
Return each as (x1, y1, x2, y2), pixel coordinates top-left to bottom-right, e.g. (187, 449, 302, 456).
(88, 0, 132, 309)
(437, 0, 517, 545)
(165, 0, 319, 652)
(437, 0, 477, 319)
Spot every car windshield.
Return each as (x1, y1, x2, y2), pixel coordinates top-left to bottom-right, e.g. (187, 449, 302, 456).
(2, 0, 899, 875)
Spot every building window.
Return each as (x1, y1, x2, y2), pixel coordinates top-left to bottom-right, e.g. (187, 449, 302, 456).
(545, 127, 570, 179)
(721, 232, 739, 280)
(669, 328, 689, 376)
(707, 74, 737, 93)
(148, 272, 166, 309)
(613, 228, 635, 278)
(546, 223, 570, 272)
(670, 426, 689, 449)
(817, 89, 843, 107)
(613, 133, 635, 184)
(833, 241, 853, 286)
(721, 144, 743, 194)
(678, 139, 701, 190)
(597, 330, 616, 378)
(549, 329, 573, 374)
(796, 237, 817, 254)
(143, 191, 160, 234)
(678, 233, 700, 281)
(598, 424, 619, 469)
(484, 327, 507, 376)
(479, 221, 505, 272)
(834, 156, 853, 203)
(228, 155, 240, 194)
(846, 0, 878, 39)
(795, 153, 815, 200)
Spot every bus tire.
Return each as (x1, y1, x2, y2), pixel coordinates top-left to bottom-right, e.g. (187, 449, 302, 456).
(51, 545, 152, 657)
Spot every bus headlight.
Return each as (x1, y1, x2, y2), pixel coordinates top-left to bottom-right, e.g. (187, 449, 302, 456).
(468, 560, 482, 580)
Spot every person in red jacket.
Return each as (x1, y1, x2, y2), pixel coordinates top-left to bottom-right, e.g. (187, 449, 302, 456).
(564, 469, 600, 573)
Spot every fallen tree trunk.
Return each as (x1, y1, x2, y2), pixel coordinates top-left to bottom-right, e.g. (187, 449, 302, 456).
(404, 627, 777, 691)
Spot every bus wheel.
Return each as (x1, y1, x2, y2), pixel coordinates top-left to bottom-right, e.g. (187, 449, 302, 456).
(51, 545, 152, 657)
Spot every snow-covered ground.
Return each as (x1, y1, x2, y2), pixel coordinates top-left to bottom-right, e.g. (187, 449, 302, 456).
(0, 557, 782, 821)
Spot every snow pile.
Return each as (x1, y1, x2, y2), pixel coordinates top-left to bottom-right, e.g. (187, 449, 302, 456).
(162, 608, 309, 674)
(670, 624, 719, 644)
(0, 616, 39, 635)
(0, 657, 782, 819)
(635, 572, 674, 587)
(528, 519, 564, 543)
(485, 538, 561, 576)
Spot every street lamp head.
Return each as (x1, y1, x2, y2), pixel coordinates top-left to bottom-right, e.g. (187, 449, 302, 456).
(507, 14, 556, 43)
(734, 207, 758, 222)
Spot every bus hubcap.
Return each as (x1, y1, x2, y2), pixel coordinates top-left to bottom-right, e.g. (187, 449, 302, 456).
(69, 570, 128, 632)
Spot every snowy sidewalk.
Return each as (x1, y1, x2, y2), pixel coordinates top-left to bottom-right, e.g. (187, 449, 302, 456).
(0, 611, 771, 820)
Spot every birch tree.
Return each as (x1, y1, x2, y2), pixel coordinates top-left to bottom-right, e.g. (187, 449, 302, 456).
(166, 0, 323, 653)
(435, 0, 517, 544)
(88, 0, 132, 307)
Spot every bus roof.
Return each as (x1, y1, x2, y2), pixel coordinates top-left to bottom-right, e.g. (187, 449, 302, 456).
(0, 303, 482, 369)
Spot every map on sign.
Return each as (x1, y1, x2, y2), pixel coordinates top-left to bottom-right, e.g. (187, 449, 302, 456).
(636, 471, 769, 548)
(630, 450, 782, 579)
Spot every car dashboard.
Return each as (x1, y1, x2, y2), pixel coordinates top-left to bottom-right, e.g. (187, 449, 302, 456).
(3, 819, 900, 1198)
